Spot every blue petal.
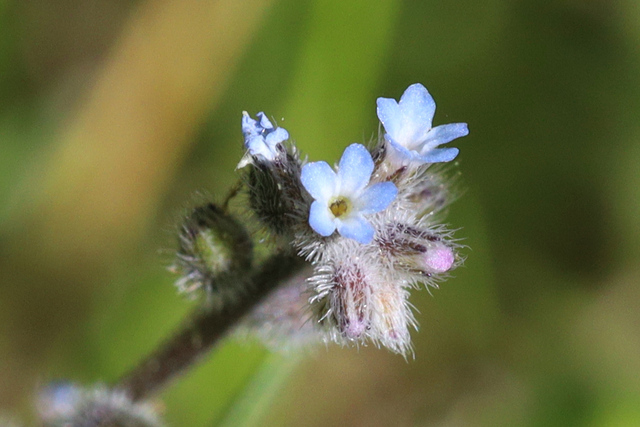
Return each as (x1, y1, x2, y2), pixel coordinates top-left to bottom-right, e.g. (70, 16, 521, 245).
(420, 123, 468, 152)
(242, 111, 260, 138)
(420, 147, 459, 163)
(242, 111, 287, 160)
(301, 161, 337, 201)
(398, 83, 436, 144)
(377, 84, 436, 149)
(246, 136, 274, 160)
(337, 215, 375, 244)
(256, 112, 274, 130)
(376, 97, 402, 140)
(337, 143, 373, 195)
(265, 127, 289, 146)
(309, 201, 336, 236)
(387, 137, 420, 162)
(357, 181, 398, 214)
(400, 84, 436, 130)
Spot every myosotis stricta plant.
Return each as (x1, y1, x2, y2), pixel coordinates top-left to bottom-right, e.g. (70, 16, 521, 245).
(36, 83, 469, 426)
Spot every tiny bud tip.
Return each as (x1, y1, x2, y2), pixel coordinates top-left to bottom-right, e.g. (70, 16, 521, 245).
(423, 245, 455, 273)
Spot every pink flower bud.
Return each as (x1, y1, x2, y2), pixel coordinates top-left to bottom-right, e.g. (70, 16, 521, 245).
(369, 284, 413, 355)
(332, 264, 371, 340)
(420, 243, 455, 274)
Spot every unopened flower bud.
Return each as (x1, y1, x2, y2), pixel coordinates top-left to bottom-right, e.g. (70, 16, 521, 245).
(407, 172, 452, 217)
(369, 284, 414, 355)
(310, 261, 374, 342)
(247, 156, 309, 236)
(420, 243, 455, 274)
(332, 264, 372, 340)
(171, 203, 252, 304)
(238, 111, 311, 237)
(376, 222, 458, 284)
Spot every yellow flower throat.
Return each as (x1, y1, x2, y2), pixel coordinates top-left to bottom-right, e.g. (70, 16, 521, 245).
(329, 197, 350, 218)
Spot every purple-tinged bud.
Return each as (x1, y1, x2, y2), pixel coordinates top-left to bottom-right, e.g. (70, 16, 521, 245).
(170, 203, 252, 305)
(331, 265, 371, 340)
(406, 171, 452, 218)
(343, 312, 368, 339)
(376, 222, 458, 281)
(328, 264, 372, 340)
(369, 284, 414, 356)
(420, 243, 455, 274)
(311, 262, 373, 342)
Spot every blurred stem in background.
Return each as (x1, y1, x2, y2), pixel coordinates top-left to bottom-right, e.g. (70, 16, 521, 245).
(116, 253, 306, 402)
(282, 0, 399, 159)
(0, 0, 274, 414)
(215, 351, 304, 427)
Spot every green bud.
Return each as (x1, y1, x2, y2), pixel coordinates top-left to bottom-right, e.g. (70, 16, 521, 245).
(171, 203, 253, 305)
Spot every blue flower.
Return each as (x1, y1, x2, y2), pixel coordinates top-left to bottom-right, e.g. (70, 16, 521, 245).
(376, 83, 468, 164)
(238, 111, 289, 168)
(301, 143, 398, 244)
(38, 382, 81, 417)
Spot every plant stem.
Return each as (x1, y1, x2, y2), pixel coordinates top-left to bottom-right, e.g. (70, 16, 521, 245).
(116, 252, 306, 401)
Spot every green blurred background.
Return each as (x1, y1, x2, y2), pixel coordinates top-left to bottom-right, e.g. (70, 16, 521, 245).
(1, 0, 640, 425)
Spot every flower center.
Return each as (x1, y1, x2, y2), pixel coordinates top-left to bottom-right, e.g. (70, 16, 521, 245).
(329, 197, 350, 218)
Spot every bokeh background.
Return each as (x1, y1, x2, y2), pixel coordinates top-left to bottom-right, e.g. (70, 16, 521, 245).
(1, 0, 640, 425)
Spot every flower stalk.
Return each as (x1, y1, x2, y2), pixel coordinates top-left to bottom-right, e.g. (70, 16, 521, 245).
(117, 252, 306, 401)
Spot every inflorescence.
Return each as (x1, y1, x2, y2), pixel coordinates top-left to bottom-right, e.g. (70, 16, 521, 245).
(176, 83, 469, 356)
(30, 83, 468, 424)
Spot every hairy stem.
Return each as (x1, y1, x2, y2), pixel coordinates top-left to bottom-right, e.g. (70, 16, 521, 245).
(116, 252, 306, 401)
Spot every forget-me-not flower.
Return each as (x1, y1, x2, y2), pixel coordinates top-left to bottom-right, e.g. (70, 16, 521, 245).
(376, 83, 468, 164)
(238, 111, 289, 168)
(301, 143, 398, 244)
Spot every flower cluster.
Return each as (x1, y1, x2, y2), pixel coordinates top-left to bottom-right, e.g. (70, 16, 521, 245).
(173, 83, 468, 356)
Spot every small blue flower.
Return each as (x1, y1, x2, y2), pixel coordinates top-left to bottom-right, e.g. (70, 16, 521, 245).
(301, 143, 398, 244)
(238, 111, 289, 168)
(376, 83, 468, 164)
(37, 382, 82, 418)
